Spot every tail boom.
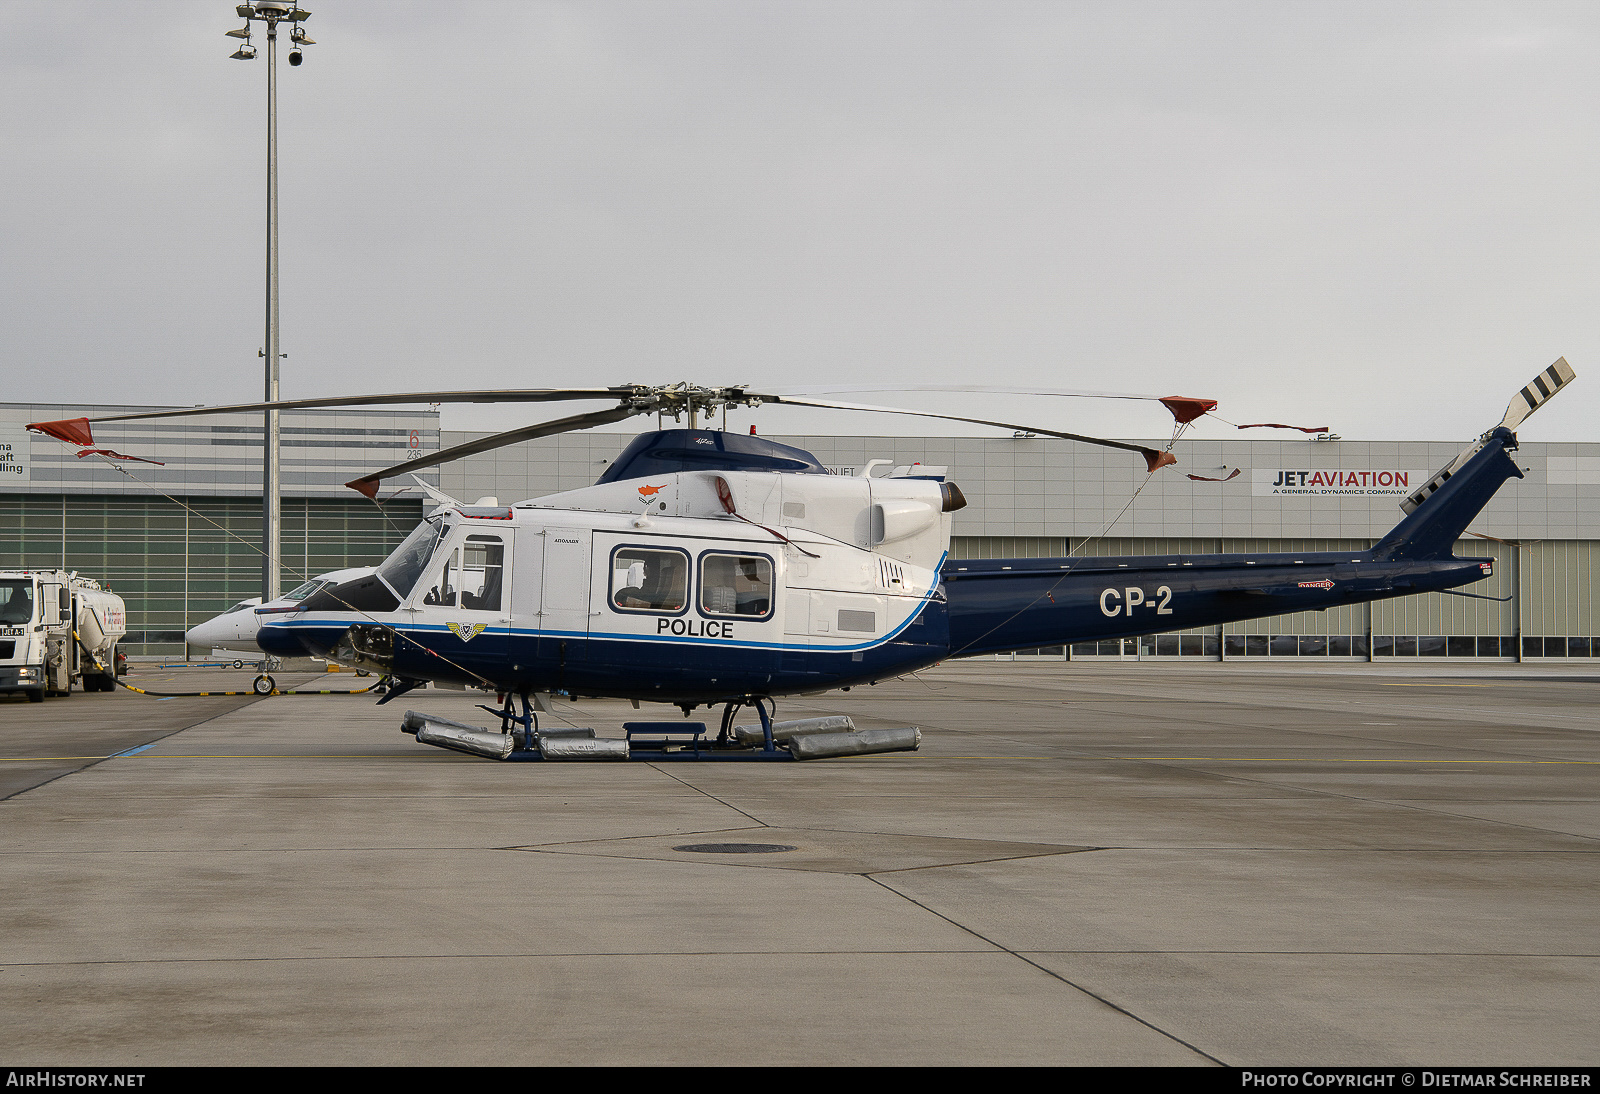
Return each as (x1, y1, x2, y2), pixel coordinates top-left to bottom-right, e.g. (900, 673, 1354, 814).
(942, 552, 1491, 657)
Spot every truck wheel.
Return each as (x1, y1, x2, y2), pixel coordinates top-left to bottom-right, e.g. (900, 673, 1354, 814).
(27, 688, 44, 703)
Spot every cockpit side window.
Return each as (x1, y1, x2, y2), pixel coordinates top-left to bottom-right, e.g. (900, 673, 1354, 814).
(284, 580, 324, 602)
(422, 534, 506, 611)
(0, 581, 34, 625)
(610, 547, 688, 613)
(425, 550, 458, 607)
(460, 536, 504, 612)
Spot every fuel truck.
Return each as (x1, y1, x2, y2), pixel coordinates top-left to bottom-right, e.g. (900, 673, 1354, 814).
(0, 571, 126, 703)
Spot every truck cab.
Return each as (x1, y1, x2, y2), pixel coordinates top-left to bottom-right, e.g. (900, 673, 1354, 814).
(0, 571, 126, 703)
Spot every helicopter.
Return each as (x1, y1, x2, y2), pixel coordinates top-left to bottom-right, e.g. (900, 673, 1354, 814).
(27, 361, 1575, 761)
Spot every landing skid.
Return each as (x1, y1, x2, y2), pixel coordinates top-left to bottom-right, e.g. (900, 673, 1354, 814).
(399, 699, 920, 763)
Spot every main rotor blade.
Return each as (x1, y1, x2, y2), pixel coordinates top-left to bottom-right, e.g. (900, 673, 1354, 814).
(754, 394, 1178, 471)
(345, 405, 642, 498)
(53, 388, 637, 426)
(771, 383, 1168, 401)
(765, 384, 1218, 423)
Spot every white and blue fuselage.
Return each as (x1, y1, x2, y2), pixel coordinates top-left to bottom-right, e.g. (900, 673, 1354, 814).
(258, 426, 1517, 705)
(260, 456, 957, 701)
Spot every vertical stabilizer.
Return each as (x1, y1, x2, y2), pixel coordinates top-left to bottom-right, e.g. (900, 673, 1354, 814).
(1399, 358, 1575, 515)
(1373, 358, 1575, 561)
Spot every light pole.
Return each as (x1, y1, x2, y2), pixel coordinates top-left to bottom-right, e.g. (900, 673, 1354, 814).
(226, 2, 315, 601)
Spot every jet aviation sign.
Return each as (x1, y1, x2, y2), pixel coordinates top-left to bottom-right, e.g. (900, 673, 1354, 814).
(1253, 469, 1425, 498)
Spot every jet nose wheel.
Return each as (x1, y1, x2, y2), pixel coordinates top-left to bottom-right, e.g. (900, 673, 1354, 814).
(252, 674, 276, 696)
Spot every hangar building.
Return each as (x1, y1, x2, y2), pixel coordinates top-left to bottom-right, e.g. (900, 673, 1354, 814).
(3, 401, 1596, 662)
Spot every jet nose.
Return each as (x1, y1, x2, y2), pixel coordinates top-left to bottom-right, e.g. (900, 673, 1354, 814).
(185, 618, 228, 649)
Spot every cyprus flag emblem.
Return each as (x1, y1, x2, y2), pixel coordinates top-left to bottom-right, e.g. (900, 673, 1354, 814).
(447, 622, 488, 642)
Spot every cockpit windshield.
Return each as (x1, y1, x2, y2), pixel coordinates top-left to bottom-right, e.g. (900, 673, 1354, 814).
(284, 580, 326, 601)
(0, 581, 34, 625)
(377, 518, 447, 601)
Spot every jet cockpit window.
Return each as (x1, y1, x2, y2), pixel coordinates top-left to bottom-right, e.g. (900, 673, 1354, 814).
(0, 581, 34, 625)
(377, 518, 447, 600)
(699, 553, 773, 619)
(610, 547, 688, 614)
(423, 535, 505, 611)
(284, 580, 325, 602)
(222, 600, 257, 615)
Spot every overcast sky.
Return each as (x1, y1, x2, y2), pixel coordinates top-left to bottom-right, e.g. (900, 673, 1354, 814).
(3, 0, 1596, 446)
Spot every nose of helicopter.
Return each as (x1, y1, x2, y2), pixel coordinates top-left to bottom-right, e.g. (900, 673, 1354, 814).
(256, 620, 313, 658)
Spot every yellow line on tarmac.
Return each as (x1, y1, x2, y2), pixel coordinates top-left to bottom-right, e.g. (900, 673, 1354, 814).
(1101, 755, 1598, 765)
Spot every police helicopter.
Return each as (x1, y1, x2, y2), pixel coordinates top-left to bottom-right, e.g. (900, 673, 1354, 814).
(28, 361, 1575, 762)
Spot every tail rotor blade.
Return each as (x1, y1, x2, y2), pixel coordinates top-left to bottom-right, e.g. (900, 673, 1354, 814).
(1402, 357, 1577, 515)
(1499, 357, 1576, 432)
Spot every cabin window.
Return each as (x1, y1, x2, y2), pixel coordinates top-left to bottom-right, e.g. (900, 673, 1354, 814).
(610, 547, 689, 613)
(699, 553, 773, 619)
(424, 534, 505, 611)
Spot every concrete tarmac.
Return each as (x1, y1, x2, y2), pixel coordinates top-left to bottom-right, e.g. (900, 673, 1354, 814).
(0, 661, 1596, 1066)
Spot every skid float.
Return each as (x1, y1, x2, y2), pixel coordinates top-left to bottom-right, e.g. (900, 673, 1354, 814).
(399, 700, 920, 763)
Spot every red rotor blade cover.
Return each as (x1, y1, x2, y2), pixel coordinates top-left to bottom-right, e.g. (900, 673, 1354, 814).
(27, 418, 95, 446)
(1158, 397, 1218, 425)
